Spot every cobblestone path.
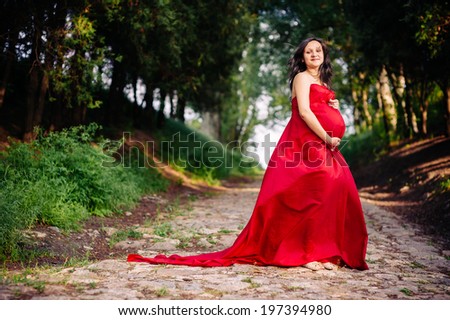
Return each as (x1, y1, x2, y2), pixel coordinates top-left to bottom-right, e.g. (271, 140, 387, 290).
(1, 178, 449, 300)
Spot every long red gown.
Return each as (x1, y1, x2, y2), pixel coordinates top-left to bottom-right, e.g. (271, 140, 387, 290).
(127, 84, 369, 270)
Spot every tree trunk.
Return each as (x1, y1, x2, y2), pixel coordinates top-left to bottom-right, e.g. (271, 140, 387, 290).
(352, 85, 372, 132)
(23, 23, 42, 140)
(0, 31, 17, 109)
(176, 96, 186, 122)
(405, 83, 419, 137)
(0, 58, 12, 110)
(156, 88, 166, 129)
(239, 104, 258, 146)
(132, 76, 143, 127)
(49, 57, 65, 130)
(387, 67, 408, 137)
(420, 101, 428, 136)
(32, 67, 49, 128)
(445, 85, 450, 137)
(24, 66, 39, 141)
(144, 86, 156, 130)
(108, 59, 126, 126)
(72, 105, 87, 125)
(436, 80, 450, 137)
(417, 79, 430, 137)
(49, 96, 64, 132)
(379, 66, 397, 134)
(376, 81, 389, 136)
(351, 87, 362, 133)
(201, 110, 220, 139)
(169, 91, 175, 118)
(351, 72, 372, 132)
(361, 87, 372, 127)
(132, 75, 139, 109)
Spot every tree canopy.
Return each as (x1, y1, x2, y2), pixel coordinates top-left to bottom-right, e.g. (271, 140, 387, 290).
(0, 0, 449, 144)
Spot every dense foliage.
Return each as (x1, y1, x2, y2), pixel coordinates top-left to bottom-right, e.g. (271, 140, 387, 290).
(0, 0, 257, 141)
(0, 124, 169, 261)
(1, 1, 448, 146)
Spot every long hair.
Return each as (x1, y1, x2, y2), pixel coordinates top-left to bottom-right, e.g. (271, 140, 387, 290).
(288, 37, 333, 91)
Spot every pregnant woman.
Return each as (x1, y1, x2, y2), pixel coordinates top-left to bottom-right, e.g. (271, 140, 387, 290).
(128, 37, 369, 271)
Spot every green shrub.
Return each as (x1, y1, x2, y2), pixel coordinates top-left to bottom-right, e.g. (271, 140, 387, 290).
(0, 124, 168, 261)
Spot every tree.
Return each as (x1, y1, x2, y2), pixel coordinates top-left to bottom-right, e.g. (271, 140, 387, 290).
(408, 0, 450, 136)
(344, 0, 450, 138)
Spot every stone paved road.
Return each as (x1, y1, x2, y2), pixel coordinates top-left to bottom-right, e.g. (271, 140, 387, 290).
(1, 178, 449, 300)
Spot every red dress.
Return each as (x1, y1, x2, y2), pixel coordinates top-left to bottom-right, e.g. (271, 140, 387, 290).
(128, 84, 369, 270)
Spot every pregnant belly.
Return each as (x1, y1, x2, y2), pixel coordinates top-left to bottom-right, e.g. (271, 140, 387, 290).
(313, 105, 346, 138)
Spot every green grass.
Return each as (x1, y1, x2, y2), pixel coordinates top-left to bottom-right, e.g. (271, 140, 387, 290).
(440, 177, 450, 192)
(284, 285, 304, 291)
(155, 287, 169, 297)
(218, 229, 234, 234)
(1, 269, 46, 294)
(400, 288, 414, 296)
(410, 261, 426, 269)
(62, 254, 93, 268)
(0, 120, 261, 263)
(153, 222, 173, 238)
(340, 121, 389, 168)
(242, 277, 261, 288)
(156, 118, 261, 184)
(206, 235, 218, 245)
(175, 236, 193, 249)
(109, 228, 144, 247)
(0, 124, 168, 262)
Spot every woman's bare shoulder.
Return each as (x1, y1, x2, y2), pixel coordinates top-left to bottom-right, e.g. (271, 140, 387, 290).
(293, 71, 310, 84)
(292, 72, 312, 99)
(293, 72, 313, 90)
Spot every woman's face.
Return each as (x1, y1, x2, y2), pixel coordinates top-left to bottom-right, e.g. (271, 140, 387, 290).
(303, 40, 324, 69)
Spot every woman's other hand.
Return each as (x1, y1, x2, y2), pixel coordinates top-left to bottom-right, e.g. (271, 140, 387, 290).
(328, 99, 340, 109)
(328, 137, 341, 150)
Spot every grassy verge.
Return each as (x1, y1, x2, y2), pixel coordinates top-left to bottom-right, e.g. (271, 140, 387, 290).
(0, 124, 168, 262)
(156, 118, 262, 184)
(341, 122, 389, 168)
(0, 119, 262, 263)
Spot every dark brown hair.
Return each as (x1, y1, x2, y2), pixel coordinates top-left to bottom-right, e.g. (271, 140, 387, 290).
(288, 37, 333, 90)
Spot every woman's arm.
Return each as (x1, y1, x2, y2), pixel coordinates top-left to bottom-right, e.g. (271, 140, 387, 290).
(293, 73, 340, 148)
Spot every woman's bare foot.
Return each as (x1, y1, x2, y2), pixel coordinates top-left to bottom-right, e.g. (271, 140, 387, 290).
(322, 262, 338, 270)
(302, 261, 323, 271)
